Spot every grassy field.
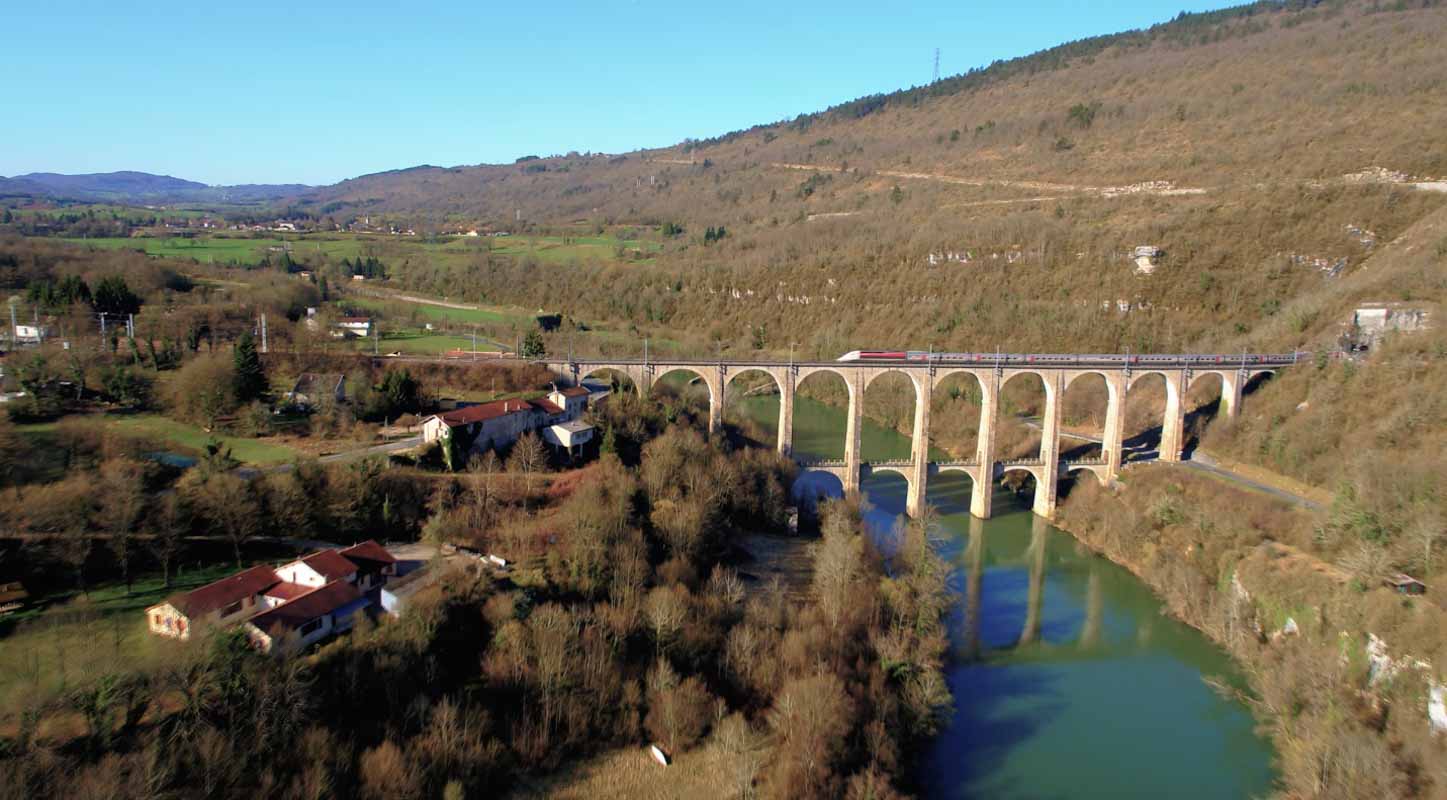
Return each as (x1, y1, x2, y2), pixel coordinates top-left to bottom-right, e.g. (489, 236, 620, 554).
(347, 296, 530, 326)
(0, 541, 309, 714)
(487, 234, 662, 265)
(0, 563, 240, 711)
(106, 414, 298, 464)
(59, 230, 659, 269)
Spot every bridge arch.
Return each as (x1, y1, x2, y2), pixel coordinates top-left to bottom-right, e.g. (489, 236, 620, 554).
(997, 371, 1051, 461)
(931, 369, 988, 460)
(723, 367, 784, 446)
(579, 365, 643, 398)
(793, 367, 854, 461)
(1058, 371, 1113, 461)
(859, 368, 921, 462)
(1124, 370, 1183, 461)
(792, 468, 846, 513)
(1064, 462, 1110, 485)
(651, 366, 718, 429)
(998, 466, 1041, 502)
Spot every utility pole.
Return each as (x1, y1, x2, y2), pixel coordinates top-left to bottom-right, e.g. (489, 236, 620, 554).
(260, 313, 268, 354)
(933, 48, 941, 83)
(471, 328, 477, 361)
(99, 312, 106, 342)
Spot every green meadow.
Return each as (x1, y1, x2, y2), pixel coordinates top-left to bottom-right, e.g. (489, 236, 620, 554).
(59, 230, 660, 268)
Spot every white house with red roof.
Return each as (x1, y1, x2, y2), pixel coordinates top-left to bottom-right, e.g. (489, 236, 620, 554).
(421, 385, 593, 457)
(145, 540, 399, 652)
(243, 580, 370, 655)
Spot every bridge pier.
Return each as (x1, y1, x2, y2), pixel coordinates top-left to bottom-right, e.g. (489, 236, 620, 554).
(906, 372, 932, 518)
(843, 371, 863, 494)
(1158, 369, 1187, 462)
(710, 365, 725, 435)
(1223, 370, 1244, 420)
(777, 367, 795, 456)
(970, 372, 999, 520)
(1033, 372, 1063, 519)
(1102, 372, 1126, 478)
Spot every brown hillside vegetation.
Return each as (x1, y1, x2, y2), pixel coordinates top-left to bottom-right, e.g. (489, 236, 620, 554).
(271, 1, 1447, 365)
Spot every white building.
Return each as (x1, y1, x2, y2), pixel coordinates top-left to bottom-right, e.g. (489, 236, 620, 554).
(146, 541, 397, 654)
(13, 323, 53, 344)
(333, 317, 371, 338)
(422, 385, 593, 458)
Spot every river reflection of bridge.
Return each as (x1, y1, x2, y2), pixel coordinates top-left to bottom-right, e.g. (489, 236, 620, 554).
(956, 514, 1159, 664)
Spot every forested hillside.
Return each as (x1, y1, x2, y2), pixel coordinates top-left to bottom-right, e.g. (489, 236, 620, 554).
(282, 0, 1446, 360)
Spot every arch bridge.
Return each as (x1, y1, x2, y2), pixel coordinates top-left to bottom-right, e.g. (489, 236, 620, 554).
(539, 353, 1293, 520)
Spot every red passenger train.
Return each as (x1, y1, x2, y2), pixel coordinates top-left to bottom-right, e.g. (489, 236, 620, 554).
(835, 350, 1307, 366)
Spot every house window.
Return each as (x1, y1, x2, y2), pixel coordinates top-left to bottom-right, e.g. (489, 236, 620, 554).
(299, 618, 322, 635)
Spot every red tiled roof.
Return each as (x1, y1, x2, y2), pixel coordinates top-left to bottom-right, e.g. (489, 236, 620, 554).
(559, 386, 590, 397)
(248, 581, 363, 635)
(340, 540, 396, 569)
(162, 565, 279, 618)
(436, 397, 563, 427)
(300, 549, 359, 581)
(263, 582, 310, 602)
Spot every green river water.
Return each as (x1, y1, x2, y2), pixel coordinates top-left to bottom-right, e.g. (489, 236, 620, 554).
(732, 394, 1277, 799)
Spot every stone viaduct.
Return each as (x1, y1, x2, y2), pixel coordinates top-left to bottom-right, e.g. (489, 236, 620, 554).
(540, 354, 1291, 520)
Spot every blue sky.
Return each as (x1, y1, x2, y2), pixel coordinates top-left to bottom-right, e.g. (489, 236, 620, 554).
(2, 1, 1235, 186)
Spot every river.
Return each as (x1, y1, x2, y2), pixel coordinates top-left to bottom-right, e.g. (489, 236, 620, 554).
(732, 394, 1277, 799)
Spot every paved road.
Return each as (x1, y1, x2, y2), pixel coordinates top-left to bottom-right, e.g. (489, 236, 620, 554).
(1178, 452, 1323, 511)
(1016, 417, 1322, 510)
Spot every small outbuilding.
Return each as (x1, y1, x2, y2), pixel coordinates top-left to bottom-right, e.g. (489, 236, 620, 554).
(1385, 574, 1427, 595)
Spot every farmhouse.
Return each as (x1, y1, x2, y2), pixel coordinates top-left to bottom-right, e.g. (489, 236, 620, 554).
(145, 540, 400, 652)
(146, 564, 282, 640)
(243, 580, 369, 655)
(333, 317, 371, 338)
(421, 385, 592, 457)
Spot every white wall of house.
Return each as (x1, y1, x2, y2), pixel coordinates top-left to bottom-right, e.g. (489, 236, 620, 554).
(422, 415, 450, 443)
(148, 603, 194, 639)
(147, 594, 262, 640)
(246, 612, 335, 655)
(275, 561, 329, 588)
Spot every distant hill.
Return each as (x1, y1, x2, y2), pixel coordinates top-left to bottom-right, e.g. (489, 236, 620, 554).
(0, 171, 309, 204)
(297, 0, 1447, 225)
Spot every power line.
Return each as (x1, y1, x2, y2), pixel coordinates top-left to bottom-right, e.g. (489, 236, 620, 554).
(933, 48, 941, 83)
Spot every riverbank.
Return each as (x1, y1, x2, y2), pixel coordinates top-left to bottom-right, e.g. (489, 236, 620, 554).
(1052, 465, 1447, 798)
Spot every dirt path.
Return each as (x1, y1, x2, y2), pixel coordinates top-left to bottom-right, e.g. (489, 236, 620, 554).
(769, 162, 1209, 198)
(772, 161, 1447, 199)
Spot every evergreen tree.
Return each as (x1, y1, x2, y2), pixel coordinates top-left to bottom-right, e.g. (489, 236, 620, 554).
(521, 328, 546, 359)
(233, 330, 267, 402)
(93, 275, 142, 316)
(377, 368, 420, 418)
